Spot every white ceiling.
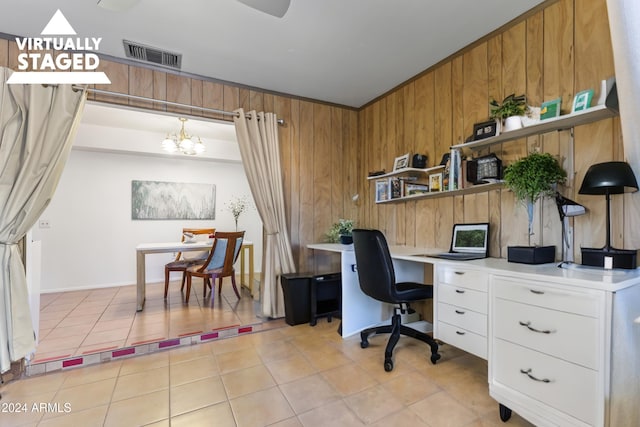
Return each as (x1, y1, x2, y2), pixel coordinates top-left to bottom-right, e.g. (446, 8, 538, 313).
(0, 0, 546, 108)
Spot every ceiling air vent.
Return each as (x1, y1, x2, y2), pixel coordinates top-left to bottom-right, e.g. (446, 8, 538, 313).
(123, 40, 182, 70)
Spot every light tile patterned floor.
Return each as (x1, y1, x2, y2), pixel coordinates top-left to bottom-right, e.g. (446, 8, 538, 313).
(34, 278, 263, 363)
(2, 319, 536, 426)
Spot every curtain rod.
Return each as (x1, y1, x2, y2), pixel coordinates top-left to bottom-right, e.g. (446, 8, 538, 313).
(71, 86, 285, 125)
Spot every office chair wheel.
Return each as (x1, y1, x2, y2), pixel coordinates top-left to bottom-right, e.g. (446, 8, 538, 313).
(499, 404, 512, 422)
(430, 353, 441, 364)
(360, 340, 369, 349)
(384, 359, 393, 372)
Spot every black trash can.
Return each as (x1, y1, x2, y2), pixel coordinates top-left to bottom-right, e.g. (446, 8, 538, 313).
(280, 273, 312, 326)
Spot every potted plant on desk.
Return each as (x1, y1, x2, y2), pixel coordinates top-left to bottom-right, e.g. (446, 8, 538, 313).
(326, 219, 355, 245)
(503, 152, 566, 264)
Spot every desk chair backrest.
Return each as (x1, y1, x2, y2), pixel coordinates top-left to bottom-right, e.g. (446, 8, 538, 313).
(203, 231, 245, 274)
(177, 227, 215, 261)
(352, 229, 398, 303)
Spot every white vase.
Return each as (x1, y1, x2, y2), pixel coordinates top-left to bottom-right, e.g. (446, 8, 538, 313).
(503, 116, 523, 132)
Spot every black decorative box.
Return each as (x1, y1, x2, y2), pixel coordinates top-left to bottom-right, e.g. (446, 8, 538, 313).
(507, 246, 555, 264)
(581, 248, 638, 269)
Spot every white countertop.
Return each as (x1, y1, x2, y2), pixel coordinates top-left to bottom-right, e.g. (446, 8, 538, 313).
(308, 243, 640, 292)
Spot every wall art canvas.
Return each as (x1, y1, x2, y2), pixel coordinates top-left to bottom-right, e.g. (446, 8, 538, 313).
(131, 180, 216, 220)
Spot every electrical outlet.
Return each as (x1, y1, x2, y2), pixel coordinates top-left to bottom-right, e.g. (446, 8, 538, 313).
(39, 219, 51, 228)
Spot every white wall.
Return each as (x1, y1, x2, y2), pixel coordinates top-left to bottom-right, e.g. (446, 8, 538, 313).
(36, 148, 262, 293)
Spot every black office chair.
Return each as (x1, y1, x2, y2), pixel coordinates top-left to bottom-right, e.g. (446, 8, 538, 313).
(352, 229, 440, 371)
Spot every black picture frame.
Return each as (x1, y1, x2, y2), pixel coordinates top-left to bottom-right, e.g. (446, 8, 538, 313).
(471, 120, 499, 141)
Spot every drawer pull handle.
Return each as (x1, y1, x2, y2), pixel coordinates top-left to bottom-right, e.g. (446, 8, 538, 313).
(351, 264, 357, 272)
(455, 289, 465, 294)
(454, 271, 465, 275)
(530, 289, 545, 295)
(520, 368, 552, 383)
(519, 321, 556, 334)
(456, 331, 465, 335)
(455, 310, 465, 315)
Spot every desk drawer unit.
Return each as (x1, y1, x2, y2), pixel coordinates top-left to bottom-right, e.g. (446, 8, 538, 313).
(490, 276, 605, 427)
(436, 266, 489, 359)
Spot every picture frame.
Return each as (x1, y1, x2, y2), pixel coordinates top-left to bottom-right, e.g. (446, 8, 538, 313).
(540, 97, 562, 120)
(472, 120, 499, 141)
(375, 179, 389, 202)
(393, 153, 410, 171)
(429, 173, 443, 192)
(572, 89, 594, 112)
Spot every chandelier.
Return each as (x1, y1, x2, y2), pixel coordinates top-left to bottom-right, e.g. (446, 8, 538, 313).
(161, 118, 205, 155)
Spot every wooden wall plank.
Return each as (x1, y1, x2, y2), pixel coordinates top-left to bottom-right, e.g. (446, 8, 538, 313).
(152, 71, 167, 112)
(95, 60, 128, 105)
(298, 101, 315, 272)
(128, 67, 154, 109)
(165, 74, 191, 115)
(202, 81, 224, 120)
(0, 39, 8, 68)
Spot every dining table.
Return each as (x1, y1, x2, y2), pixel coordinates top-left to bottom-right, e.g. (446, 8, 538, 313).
(135, 239, 254, 311)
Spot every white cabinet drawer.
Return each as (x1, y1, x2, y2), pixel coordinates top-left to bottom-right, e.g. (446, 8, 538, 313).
(438, 302, 487, 336)
(437, 321, 487, 360)
(439, 267, 488, 292)
(439, 283, 487, 314)
(493, 277, 600, 317)
(494, 298, 599, 369)
(493, 338, 597, 426)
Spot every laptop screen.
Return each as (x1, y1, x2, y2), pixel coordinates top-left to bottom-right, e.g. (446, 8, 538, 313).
(451, 223, 489, 254)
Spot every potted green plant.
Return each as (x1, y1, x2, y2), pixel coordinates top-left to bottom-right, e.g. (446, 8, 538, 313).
(503, 152, 566, 264)
(326, 219, 355, 245)
(490, 93, 528, 132)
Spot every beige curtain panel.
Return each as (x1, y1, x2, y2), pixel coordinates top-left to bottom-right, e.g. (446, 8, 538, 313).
(0, 67, 86, 373)
(234, 108, 295, 318)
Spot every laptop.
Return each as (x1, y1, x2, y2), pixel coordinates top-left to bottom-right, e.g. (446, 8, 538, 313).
(429, 223, 489, 261)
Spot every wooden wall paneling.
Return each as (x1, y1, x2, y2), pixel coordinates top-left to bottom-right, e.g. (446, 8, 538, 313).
(312, 104, 332, 242)
(202, 81, 225, 120)
(94, 60, 129, 105)
(298, 101, 315, 272)
(453, 194, 464, 224)
(330, 106, 344, 223)
(223, 85, 240, 116)
(463, 193, 489, 224)
(403, 84, 417, 245)
(487, 35, 503, 121)
(462, 43, 489, 140)
(395, 89, 407, 244)
(190, 79, 203, 117)
(152, 70, 167, 112)
(7, 41, 19, 71)
(165, 73, 191, 115)
(451, 56, 465, 146)
(415, 198, 437, 249)
(414, 72, 436, 166)
(364, 104, 378, 228)
(435, 197, 454, 249)
(284, 98, 302, 268)
(238, 88, 249, 111)
(434, 63, 453, 163)
(343, 110, 360, 224)
(249, 90, 262, 111)
(0, 39, 9, 68)
(127, 67, 154, 109)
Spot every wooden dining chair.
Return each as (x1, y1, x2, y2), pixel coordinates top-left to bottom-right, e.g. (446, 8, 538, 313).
(185, 231, 245, 305)
(164, 227, 215, 299)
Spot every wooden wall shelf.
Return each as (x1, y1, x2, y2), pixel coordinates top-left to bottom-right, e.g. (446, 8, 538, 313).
(375, 182, 502, 204)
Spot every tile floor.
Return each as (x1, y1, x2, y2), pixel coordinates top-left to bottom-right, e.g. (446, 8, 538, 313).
(2, 317, 535, 426)
(34, 277, 263, 363)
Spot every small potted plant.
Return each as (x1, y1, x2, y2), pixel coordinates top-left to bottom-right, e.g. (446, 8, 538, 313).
(490, 93, 528, 132)
(503, 152, 566, 264)
(326, 219, 355, 245)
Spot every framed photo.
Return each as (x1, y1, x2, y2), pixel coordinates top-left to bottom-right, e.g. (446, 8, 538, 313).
(429, 173, 443, 192)
(375, 179, 389, 202)
(393, 153, 410, 171)
(540, 97, 562, 120)
(472, 120, 499, 141)
(572, 89, 594, 112)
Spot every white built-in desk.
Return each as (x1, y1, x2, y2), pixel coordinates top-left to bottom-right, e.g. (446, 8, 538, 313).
(308, 243, 640, 427)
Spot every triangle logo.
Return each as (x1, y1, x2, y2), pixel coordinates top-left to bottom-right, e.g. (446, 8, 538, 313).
(41, 9, 77, 35)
